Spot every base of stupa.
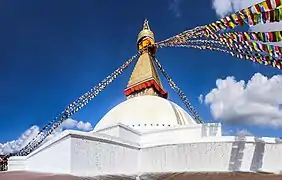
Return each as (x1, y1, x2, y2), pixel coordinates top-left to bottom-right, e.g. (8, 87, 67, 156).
(1, 171, 282, 180)
(7, 129, 282, 176)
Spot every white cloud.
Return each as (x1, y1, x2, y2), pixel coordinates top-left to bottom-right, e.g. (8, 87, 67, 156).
(53, 118, 93, 132)
(169, 0, 182, 18)
(204, 73, 282, 128)
(61, 118, 78, 129)
(222, 128, 234, 135)
(0, 126, 39, 155)
(236, 129, 253, 136)
(0, 118, 93, 155)
(43, 118, 93, 143)
(198, 94, 204, 104)
(212, 0, 264, 18)
(212, 0, 234, 18)
(222, 128, 253, 136)
(77, 121, 93, 131)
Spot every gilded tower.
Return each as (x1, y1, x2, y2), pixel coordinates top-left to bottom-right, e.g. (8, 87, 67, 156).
(124, 20, 168, 99)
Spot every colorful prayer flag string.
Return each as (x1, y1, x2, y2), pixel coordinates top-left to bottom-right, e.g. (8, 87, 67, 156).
(219, 31, 282, 43)
(152, 56, 203, 124)
(203, 31, 282, 58)
(161, 43, 282, 70)
(157, 26, 205, 47)
(10, 53, 140, 157)
(182, 39, 282, 63)
(202, 0, 282, 34)
(158, 34, 282, 61)
(244, 7, 282, 27)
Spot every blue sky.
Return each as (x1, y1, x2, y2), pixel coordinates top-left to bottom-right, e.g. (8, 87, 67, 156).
(0, 0, 282, 146)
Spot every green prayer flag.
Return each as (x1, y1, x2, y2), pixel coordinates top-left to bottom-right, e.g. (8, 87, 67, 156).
(274, 9, 280, 22)
(258, 32, 264, 42)
(279, 8, 282, 21)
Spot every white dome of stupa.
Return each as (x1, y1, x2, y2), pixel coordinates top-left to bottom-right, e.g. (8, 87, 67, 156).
(93, 95, 197, 132)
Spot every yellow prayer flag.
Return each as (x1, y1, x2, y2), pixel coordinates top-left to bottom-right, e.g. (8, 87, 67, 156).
(262, 1, 270, 11)
(252, 42, 260, 51)
(228, 21, 236, 28)
(228, 38, 234, 44)
(243, 32, 251, 40)
(275, 31, 282, 41)
(231, 13, 238, 21)
(244, 8, 252, 16)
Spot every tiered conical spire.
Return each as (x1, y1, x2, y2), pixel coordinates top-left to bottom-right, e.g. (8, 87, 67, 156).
(125, 20, 167, 99)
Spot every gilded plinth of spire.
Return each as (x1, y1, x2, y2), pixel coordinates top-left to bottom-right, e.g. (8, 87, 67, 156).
(126, 52, 163, 89)
(125, 20, 167, 99)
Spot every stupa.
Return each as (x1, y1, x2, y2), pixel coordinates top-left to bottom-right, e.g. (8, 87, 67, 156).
(7, 20, 282, 177)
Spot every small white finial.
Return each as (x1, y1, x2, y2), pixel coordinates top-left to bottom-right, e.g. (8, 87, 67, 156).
(143, 19, 150, 30)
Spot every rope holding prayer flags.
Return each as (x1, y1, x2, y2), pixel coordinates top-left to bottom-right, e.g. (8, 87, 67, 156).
(156, 23, 282, 71)
(156, 26, 205, 47)
(186, 39, 282, 62)
(219, 31, 282, 43)
(156, 9, 282, 62)
(246, 7, 282, 27)
(151, 56, 203, 124)
(168, 37, 282, 61)
(204, 30, 282, 58)
(162, 43, 282, 70)
(179, 39, 253, 55)
(158, 31, 282, 59)
(6, 53, 140, 158)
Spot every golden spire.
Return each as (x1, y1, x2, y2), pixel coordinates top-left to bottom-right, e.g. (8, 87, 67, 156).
(124, 20, 167, 99)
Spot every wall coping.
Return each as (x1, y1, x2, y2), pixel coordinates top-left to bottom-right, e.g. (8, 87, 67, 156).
(141, 136, 282, 148)
(95, 123, 142, 136)
(95, 122, 207, 135)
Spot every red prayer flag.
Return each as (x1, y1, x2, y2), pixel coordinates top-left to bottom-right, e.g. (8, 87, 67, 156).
(266, 0, 273, 9)
(254, 4, 261, 12)
(269, 10, 275, 22)
(275, 0, 281, 7)
(263, 11, 270, 23)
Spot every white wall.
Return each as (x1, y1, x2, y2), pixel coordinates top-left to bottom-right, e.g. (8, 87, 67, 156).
(139, 140, 282, 173)
(8, 156, 27, 171)
(70, 133, 140, 176)
(58, 130, 282, 175)
(8, 130, 282, 175)
(140, 142, 232, 172)
(140, 125, 203, 147)
(96, 126, 119, 137)
(96, 123, 222, 147)
(261, 143, 282, 172)
(95, 124, 140, 143)
(25, 136, 72, 174)
(202, 123, 222, 137)
(118, 126, 140, 143)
